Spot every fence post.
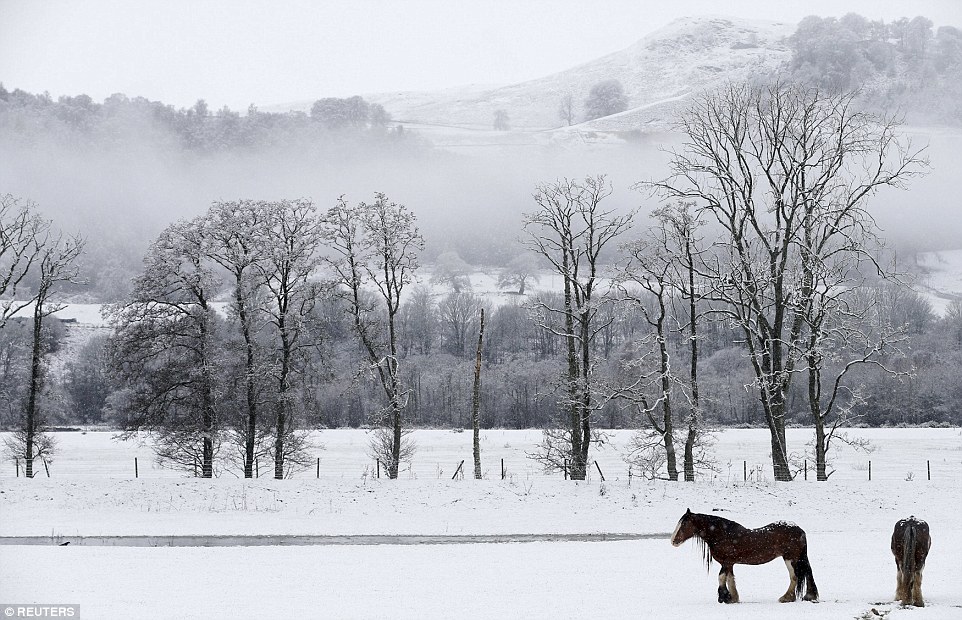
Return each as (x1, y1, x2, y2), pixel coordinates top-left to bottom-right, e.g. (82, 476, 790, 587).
(564, 459, 568, 480)
(377, 459, 381, 479)
(317, 457, 320, 479)
(868, 460, 872, 481)
(927, 460, 930, 481)
(628, 467, 632, 487)
(135, 457, 139, 479)
(452, 460, 464, 480)
(255, 458, 259, 478)
(804, 459, 807, 481)
(743, 460, 747, 482)
(501, 458, 505, 480)
(43, 458, 50, 477)
(15, 458, 19, 478)
(193, 457, 198, 477)
(594, 461, 606, 482)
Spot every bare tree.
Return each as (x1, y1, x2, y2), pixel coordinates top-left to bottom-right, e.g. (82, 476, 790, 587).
(203, 200, 271, 478)
(659, 203, 709, 481)
(256, 199, 323, 480)
(438, 291, 482, 356)
(558, 92, 576, 126)
(497, 253, 540, 295)
(322, 193, 423, 479)
(524, 175, 633, 480)
(107, 218, 223, 477)
(4, 232, 84, 477)
(619, 232, 680, 480)
(804, 268, 908, 480)
(619, 203, 713, 481)
(646, 81, 926, 481)
(430, 251, 472, 293)
(1, 195, 49, 328)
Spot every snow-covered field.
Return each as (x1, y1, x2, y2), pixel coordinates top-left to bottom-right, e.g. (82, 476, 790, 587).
(918, 250, 962, 316)
(1, 429, 961, 619)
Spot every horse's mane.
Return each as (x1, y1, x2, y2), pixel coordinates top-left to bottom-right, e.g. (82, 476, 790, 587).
(696, 536, 712, 571)
(687, 513, 749, 571)
(687, 513, 729, 571)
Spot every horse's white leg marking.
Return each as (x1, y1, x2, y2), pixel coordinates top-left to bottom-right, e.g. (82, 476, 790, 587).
(896, 568, 908, 603)
(779, 559, 797, 603)
(912, 569, 924, 607)
(727, 571, 739, 603)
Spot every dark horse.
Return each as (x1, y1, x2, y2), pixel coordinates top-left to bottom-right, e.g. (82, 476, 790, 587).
(892, 516, 931, 607)
(671, 509, 819, 604)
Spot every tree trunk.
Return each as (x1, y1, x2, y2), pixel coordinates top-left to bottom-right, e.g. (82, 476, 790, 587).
(25, 303, 43, 478)
(200, 310, 215, 479)
(237, 277, 258, 479)
(274, 314, 290, 480)
(390, 399, 401, 480)
(758, 346, 792, 482)
(656, 300, 678, 481)
(562, 254, 585, 481)
(684, 238, 699, 482)
(769, 397, 792, 482)
(808, 351, 829, 481)
(472, 308, 485, 479)
(683, 426, 696, 482)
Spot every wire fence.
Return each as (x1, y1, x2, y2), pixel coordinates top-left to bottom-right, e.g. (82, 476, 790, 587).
(3, 428, 959, 483)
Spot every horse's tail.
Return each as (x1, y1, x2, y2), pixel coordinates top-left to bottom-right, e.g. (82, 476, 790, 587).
(795, 548, 819, 602)
(902, 521, 918, 584)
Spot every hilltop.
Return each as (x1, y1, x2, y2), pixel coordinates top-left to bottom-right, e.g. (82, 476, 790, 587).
(277, 16, 795, 133)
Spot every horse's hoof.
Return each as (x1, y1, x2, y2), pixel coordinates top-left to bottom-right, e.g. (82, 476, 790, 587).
(778, 595, 796, 603)
(803, 595, 819, 603)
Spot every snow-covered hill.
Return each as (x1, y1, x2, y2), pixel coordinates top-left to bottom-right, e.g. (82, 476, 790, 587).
(276, 16, 794, 136)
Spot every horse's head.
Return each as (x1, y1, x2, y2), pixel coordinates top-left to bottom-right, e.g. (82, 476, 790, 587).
(671, 508, 695, 547)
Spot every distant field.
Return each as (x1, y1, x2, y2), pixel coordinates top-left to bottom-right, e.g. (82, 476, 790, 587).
(3, 427, 959, 483)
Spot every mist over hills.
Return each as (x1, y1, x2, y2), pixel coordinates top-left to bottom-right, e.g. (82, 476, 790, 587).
(2, 13, 962, 300)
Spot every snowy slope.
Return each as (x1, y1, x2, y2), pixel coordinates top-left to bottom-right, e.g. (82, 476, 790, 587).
(378, 16, 794, 131)
(277, 16, 794, 135)
(916, 249, 962, 315)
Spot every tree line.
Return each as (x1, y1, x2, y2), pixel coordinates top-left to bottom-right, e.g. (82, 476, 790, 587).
(787, 13, 962, 123)
(0, 87, 415, 154)
(4, 81, 956, 482)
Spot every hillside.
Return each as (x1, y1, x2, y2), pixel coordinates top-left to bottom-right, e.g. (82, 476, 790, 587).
(279, 17, 794, 133)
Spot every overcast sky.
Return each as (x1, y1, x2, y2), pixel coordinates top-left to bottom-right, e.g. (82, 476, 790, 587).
(2, 0, 960, 110)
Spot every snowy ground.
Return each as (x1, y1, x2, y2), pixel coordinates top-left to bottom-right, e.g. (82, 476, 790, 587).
(1, 429, 961, 619)
(917, 250, 962, 316)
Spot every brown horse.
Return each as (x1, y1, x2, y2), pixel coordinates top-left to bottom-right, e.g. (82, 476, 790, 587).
(671, 509, 819, 604)
(892, 516, 931, 607)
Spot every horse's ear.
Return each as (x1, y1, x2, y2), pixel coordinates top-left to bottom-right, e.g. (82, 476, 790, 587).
(686, 508, 691, 515)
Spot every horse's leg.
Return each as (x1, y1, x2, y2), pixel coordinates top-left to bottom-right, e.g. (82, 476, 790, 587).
(717, 566, 733, 604)
(911, 569, 924, 607)
(726, 568, 740, 603)
(895, 567, 909, 604)
(778, 559, 797, 603)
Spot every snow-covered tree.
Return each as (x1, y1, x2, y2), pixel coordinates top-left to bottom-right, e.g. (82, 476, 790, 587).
(584, 80, 627, 121)
(322, 193, 423, 479)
